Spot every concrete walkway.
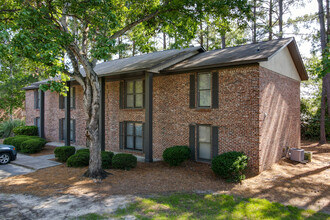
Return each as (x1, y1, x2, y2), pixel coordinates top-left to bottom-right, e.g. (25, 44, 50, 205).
(11, 153, 61, 170)
(0, 193, 133, 220)
(0, 164, 34, 179)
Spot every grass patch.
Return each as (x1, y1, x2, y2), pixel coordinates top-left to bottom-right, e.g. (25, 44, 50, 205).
(111, 193, 330, 220)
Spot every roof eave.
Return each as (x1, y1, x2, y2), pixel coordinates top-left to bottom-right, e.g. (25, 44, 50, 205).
(287, 39, 309, 81)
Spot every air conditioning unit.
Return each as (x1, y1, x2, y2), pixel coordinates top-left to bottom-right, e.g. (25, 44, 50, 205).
(290, 148, 304, 162)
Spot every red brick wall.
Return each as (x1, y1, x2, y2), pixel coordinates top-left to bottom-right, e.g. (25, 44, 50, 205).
(25, 90, 40, 125)
(259, 66, 301, 172)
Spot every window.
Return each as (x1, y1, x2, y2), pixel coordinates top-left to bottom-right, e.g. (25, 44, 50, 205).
(59, 87, 75, 109)
(34, 117, 40, 135)
(125, 80, 143, 108)
(198, 125, 212, 160)
(59, 95, 65, 109)
(70, 87, 76, 109)
(197, 73, 211, 107)
(125, 122, 143, 151)
(34, 90, 41, 109)
(59, 118, 76, 142)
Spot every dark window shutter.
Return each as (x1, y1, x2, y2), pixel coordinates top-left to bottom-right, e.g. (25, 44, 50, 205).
(212, 72, 219, 108)
(71, 87, 76, 109)
(59, 95, 64, 109)
(59, 119, 63, 140)
(212, 126, 219, 158)
(119, 122, 124, 149)
(34, 90, 38, 109)
(142, 123, 145, 153)
(143, 80, 145, 108)
(72, 119, 76, 142)
(189, 124, 196, 160)
(189, 74, 195, 108)
(119, 81, 124, 109)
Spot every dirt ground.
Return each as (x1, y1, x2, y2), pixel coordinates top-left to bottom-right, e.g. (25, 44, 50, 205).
(29, 145, 56, 157)
(0, 141, 329, 213)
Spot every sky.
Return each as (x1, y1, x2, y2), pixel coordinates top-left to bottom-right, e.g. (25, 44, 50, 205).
(285, 0, 319, 58)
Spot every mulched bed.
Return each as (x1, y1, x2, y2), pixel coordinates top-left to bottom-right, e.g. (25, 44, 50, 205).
(0, 141, 329, 213)
(29, 145, 57, 157)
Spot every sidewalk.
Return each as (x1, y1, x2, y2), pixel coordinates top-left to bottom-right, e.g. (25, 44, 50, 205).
(11, 153, 62, 170)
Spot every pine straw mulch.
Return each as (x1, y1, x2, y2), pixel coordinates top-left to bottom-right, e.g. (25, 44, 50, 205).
(0, 141, 329, 212)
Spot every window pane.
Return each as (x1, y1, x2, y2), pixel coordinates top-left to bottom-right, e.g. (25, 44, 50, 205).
(135, 80, 143, 93)
(199, 143, 212, 159)
(135, 94, 143, 107)
(199, 90, 211, 107)
(135, 137, 143, 150)
(126, 95, 134, 107)
(198, 73, 211, 89)
(126, 81, 134, 94)
(126, 123, 134, 135)
(135, 123, 143, 136)
(126, 136, 134, 149)
(199, 126, 211, 142)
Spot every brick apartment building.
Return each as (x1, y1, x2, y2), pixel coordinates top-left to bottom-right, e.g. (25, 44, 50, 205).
(24, 38, 308, 173)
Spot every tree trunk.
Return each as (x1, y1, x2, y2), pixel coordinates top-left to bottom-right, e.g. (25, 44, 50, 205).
(118, 37, 123, 59)
(206, 23, 209, 51)
(221, 34, 226, 49)
(200, 22, 203, 47)
(318, 0, 326, 51)
(163, 32, 166, 50)
(132, 40, 136, 56)
(253, 0, 257, 43)
(320, 74, 330, 144)
(279, 0, 283, 38)
(269, 0, 273, 40)
(326, 0, 329, 43)
(82, 70, 107, 179)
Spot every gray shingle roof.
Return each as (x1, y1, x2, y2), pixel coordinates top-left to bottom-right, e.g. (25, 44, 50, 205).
(164, 37, 308, 80)
(80, 46, 204, 77)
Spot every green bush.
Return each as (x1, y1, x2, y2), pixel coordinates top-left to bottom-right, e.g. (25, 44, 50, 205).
(13, 125, 38, 136)
(0, 119, 25, 138)
(163, 146, 191, 166)
(76, 148, 90, 154)
(3, 136, 16, 146)
(102, 151, 114, 169)
(20, 139, 46, 153)
(54, 146, 76, 162)
(67, 152, 90, 167)
(112, 153, 137, 170)
(5, 136, 31, 151)
(211, 151, 248, 183)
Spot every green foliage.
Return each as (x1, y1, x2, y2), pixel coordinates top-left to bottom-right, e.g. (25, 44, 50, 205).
(112, 193, 330, 219)
(20, 138, 46, 154)
(112, 153, 137, 170)
(162, 146, 191, 166)
(54, 146, 76, 162)
(0, 119, 25, 138)
(101, 151, 114, 169)
(76, 148, 90, 154)
(13, 125, 38, 136)
(211, 151, 248, 182)
(67, 152, 90, 167)
(5, 135, 31, 151)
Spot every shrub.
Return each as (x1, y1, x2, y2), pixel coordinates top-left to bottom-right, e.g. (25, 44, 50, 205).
(211, 151, 248, 183)
(20, 138, 46, 153)
(101, 151, 114, 169)
(112, 153, 137, 170)
(4, 136, 31, 151)
(54, 146, 76, 162)
(67, 152, 90, 167)
(3, 136, 16, 146)
(76, 148, 90, 154)
(0, 119, 25, 138)
(163, 146, 191, 166)
(13, 125, 38, 136)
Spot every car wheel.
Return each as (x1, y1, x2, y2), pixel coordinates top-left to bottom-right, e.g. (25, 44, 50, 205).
(0, 153, 10, 165)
